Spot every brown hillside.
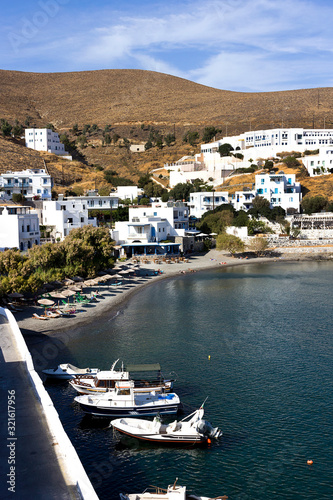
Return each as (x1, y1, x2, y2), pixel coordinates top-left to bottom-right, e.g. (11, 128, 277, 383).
(1, 69, 333, 132)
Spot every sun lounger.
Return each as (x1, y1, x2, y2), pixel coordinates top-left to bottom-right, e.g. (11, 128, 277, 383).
(32, 313, 49, 320)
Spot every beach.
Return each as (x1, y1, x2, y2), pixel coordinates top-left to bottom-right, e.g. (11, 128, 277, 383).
(15, 247, 332, 339)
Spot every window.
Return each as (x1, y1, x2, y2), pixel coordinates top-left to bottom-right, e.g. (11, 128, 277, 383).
(261, 178, 265, 184)
(81, 217, 84, 223)
(154, 212, 157, 216)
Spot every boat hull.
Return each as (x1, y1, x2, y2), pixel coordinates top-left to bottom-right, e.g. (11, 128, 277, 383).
(77, 402, 181, 418)
(113, 427, 206, 445)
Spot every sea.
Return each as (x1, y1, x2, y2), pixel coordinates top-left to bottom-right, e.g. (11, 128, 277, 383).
(32, 261, 333, 500)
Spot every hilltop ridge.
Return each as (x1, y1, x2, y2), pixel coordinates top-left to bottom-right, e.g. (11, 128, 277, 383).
(1, 69, 332, 132)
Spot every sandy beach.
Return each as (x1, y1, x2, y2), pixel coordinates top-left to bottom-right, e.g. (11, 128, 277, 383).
(14, 247, 332, 339)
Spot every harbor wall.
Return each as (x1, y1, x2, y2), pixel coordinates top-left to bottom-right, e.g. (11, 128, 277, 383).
(0, 306, 99, 500)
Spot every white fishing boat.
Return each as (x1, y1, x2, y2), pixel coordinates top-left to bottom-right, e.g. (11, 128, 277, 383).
(74, 380, 181, 417)
(42, 363, 100, 380)
(119, 478, 228, 500)
(69, 360, 173, 394)
(111, 407, 222, 445)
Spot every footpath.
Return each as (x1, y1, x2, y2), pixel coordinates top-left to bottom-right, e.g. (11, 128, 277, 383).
(0, 307, 98, 500)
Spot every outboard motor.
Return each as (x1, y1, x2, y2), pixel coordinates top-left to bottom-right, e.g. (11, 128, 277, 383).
(197, 419, 222, 439)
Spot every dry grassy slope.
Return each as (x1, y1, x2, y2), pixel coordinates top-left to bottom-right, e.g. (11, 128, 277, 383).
(1, 68, 333, 197)
(1, 69, 333, 132)
(0, 137, 44, 172)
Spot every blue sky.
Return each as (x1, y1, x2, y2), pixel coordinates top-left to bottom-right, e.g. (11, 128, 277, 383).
(2, 0, 333, 92)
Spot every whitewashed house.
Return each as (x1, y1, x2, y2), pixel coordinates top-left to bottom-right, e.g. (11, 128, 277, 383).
(25, 128, 69, 156)
(0, 204, 40, 251)
(0, 169, 52, 201)
(189, 191, 229, 219)
(112, 201, 189, 257)
(301, 148, 333, 176)
(42, 197, 97, 240)
(255, 171, 301, 212)
(230, 189, 256, 211)
(114, 186, 143, 202)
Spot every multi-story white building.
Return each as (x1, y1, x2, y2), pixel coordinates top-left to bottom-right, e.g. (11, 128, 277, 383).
(66, 191, 119, 211)
(230, 190, 256, 211)
(189, 191, 229, 219)
(25, 128, 69, 156)
(0, 169, 52, 201)
(42, 197, 97, 240)
(112, 201, 188, 256)
(301, 148, 333, 176)
(255, 171, 302, 212)
(0, 204, 40, 251)
(201, 128, 333, 163)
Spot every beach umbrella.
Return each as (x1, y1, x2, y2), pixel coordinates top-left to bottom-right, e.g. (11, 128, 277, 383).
(43, 283, 55, 291)
(119, 269, 130, 275)
(63, 278, 75, 286)
(72, 276, 84, 282)
(49, 291, 66, 299)
(69, 285, 82, 292)
(7, 292, 24, 299)
(111, 274, 122, 279)
(61, 289, 76, 297)
(38, 298, 55, 307)
(49, 280, 63, 288)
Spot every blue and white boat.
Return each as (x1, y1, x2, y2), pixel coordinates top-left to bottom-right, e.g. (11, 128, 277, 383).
(74, 380, 181, 417)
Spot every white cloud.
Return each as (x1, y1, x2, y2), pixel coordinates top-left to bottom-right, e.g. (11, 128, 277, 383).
(3, 0, 333, 90)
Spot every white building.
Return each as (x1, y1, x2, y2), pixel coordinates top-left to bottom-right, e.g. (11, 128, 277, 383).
(0, 204, 40, 251)
(66, 191, 118, 211)
(201, 128, 333, 163)
(166, 155, 245, 188)
(301, 148, 333, 176)
(189, 191, 229, 219)
(115, 186, 143, 202)
(42, 197, 97, 240)
(112, 201, 189, 256)
(0, 169, 52, 201)
(255, 171, 302, 212)
(25, 128, 69, 156)
(230, 190, 256, 211)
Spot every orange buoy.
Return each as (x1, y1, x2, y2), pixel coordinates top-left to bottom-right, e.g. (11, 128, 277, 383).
(307, 460, 313, 465)
(207, 438, 212, 445)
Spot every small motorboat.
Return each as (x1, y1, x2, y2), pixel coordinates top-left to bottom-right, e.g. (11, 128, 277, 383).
(42, 363, 100, 380)
(69, 360, 173, 394)
(111, 407, 222, 445)
(74, 380, 181, 417)
(119, 478, 228, 500)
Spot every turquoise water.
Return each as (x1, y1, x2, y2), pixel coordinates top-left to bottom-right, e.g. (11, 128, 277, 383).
(39, 262, 333, 500)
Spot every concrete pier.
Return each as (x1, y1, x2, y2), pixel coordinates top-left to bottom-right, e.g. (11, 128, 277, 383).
(0, 307, 98, 500)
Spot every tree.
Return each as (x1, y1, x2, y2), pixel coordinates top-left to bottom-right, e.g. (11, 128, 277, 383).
(145, 139, 153, 150)
(218, 143, 234, 157)
(71, 123, 79, 134)
(301, 195, 328, 215)
(12, 193, 25, 203)
(1, 120, 12, 137)
(139, 197, 151, 205)
(197, 210, 234, 235)
(164, 133, 175, 146)
(233, 210, 249, 227)
(202, 126, 221, 143)
(76, 135, 87, 147)
(183, 130, 199, 146)
(138, 173, 152, 188)
(248, 237, 269, 256)
(169, 182, 194, 201)
(216, 233, 244, 254)
(45, 123, 55, 131)
(249, 196, 271, 218)
(104, 133, 111, 145)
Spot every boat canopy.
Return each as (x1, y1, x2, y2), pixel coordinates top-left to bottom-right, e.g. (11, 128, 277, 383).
(126, 363, 161, 372)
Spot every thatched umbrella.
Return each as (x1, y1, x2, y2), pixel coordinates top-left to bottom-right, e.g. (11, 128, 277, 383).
(72, 276, 84, 282)
(63, 278, 75, 286)
(8, 292, 24, 299)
